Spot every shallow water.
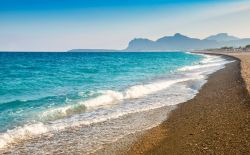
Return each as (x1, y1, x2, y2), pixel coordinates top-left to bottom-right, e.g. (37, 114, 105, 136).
(0, 52, 232, 153)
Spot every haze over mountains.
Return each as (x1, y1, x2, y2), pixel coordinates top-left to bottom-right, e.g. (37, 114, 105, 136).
(205, 33, 239, 42)
(69, 33, 250, 52)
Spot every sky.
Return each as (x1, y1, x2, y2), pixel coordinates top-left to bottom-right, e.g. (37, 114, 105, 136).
(0, 0, 250, 51)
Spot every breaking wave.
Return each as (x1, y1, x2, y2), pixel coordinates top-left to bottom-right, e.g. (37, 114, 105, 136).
(0, 53, 233, 150)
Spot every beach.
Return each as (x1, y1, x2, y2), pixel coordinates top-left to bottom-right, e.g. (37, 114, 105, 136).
(223, 53, 250, 93)
(1, 0, 250, 154)
(1, 52, 222, 154)
(0, 52, 249, 154)
(125, 53, 250, 154)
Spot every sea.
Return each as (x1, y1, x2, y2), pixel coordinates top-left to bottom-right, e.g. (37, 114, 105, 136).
(0, 52, 231, 153)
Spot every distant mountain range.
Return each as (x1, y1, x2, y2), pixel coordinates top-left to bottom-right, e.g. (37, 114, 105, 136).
(204, 33, 239, 42)
(69, 33, 250, 52)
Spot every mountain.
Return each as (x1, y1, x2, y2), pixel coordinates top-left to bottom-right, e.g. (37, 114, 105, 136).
(125, 33, 220, 51)
(126, 38, 157, 51)
(219, 38, 250, 47)
(68, 33, 250, 52)
(125, 33, 250, 51)
(156, 33, 219, 50)
(205, 33, 239, 42)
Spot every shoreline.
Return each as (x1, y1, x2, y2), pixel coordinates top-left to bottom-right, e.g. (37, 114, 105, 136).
(1, 52, 249, 154)
(195, 51, 250, 94)
(0, 52, 220, 154)
(124, 54, 250, 154)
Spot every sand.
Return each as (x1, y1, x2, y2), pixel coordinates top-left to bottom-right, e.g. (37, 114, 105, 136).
(125, 55, 250, 155)
(1, 52, 249, 155)
(223, 53, 250, 94)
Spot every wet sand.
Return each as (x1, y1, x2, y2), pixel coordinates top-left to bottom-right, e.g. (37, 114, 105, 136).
(1, 53, 249, 155)
(126, 55, 250, 154)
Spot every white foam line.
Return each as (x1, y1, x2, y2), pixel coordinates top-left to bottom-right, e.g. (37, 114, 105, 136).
(180, 52, 233, 72)
(0, 52, 232, 150)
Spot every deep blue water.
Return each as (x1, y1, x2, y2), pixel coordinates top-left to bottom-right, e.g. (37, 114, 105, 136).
(0, 52, 203, 132)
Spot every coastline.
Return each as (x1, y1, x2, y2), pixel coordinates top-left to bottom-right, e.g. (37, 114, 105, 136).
(0, 52, 222, 154)
(193, 51, 250, 94)
(124, 54, 250, 154)
(202, 51, 250, 94)
(1, 52, 249, 154)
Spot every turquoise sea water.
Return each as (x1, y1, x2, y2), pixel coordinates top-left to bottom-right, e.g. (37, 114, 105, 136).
(0, 52, 230, 151)
(0, 52, 202, 132)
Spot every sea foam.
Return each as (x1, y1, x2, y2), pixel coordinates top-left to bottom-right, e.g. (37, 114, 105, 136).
(40, 75, 203, 121)
(0, 53, 233, 150)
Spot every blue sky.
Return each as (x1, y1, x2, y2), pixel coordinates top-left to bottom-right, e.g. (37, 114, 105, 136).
(0, 0, 250, 51)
